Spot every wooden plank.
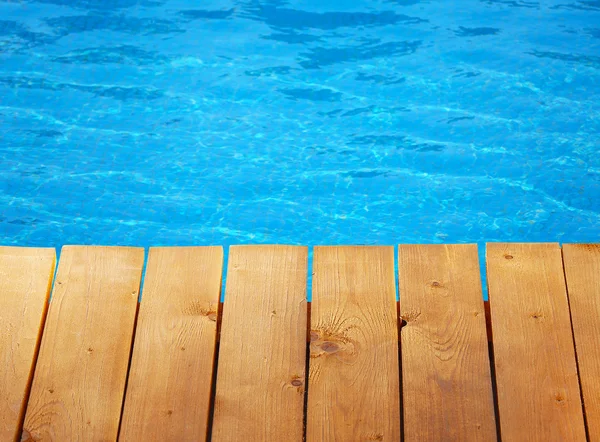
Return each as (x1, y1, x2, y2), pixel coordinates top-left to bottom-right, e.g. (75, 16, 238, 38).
(307, 246, 400, 442)
(0, 247, 56, 442)
(22, 246, 144, 442)
(563, 243, 600, 440)
(211, 245, 307, 441)
(486, 243, 586, 441)
(119, 246, 223, 441)
(399, 244, 497, 440)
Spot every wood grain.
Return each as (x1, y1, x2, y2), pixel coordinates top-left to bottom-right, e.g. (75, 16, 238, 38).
(562, 243, 600, 440)
(0, 247, 56, 442)
(486, 243, 586, 441)
(119, 246, 223, 441)
(307, 246, 400, 442)
(22, 246, 144, 441)
(211, 245, 307, 442)
(399, 244, 497, 441)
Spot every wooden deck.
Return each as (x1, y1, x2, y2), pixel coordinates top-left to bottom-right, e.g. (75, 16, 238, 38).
(1, 243, 598, 441)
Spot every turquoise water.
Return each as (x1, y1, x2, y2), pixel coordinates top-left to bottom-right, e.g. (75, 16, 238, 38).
(1, 0, 599, 260)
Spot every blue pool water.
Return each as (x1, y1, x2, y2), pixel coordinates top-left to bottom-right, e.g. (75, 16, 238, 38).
(1, 0, 599, 267)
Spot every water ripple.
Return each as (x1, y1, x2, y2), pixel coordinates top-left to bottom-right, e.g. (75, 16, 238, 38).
(299, 40, 422, 69)
(309, 167, 600, 220)
(551, 0, 600, 10)
(350, 134, 446, 152)
(355, 72, 406, 85)
(245, 66, 294, 77)
(45, 13, 184, 36)
(279, 87, 343, 101)
(26, 0, 163, 9)
(387, 0, 423, 5)
(0, 75, 164, 101)
(0, 20, 57, 51)
(262, 32, 321, 44)
(528, 49, 600, 69)
(50, 45, 168, 65)
(455, 26, 501, 37)
(240, 6, 427, 30)
(480, 0, 540, 8)
(1, 0, 598, 250)
(178, 9, 235, 20)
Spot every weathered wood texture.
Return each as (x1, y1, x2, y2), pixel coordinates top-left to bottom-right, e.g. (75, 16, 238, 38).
(1, 242, 596, 441)
(0, 247, 55, 442)
(120, 246, 223, 441)
(22, 246, 144, 442)
(399, 244, 497, 441)
(211, 245, 308, 442)
(486, 243, 586, 441)
(562, 243, 600, 440)
(307, 246, 400, 442)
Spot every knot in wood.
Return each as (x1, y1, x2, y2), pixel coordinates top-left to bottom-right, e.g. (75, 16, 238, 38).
(321, 341, 340, 353)
(21, 429, 34, 442)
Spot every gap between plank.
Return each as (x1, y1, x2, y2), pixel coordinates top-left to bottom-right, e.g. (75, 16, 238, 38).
(303, 302, 312, 442)
(206, 341, 220, 442)
(116, 302, 141, 441)
(485, 264, 502, 442)
(561, 247, 591, 442)
(116, 251, 147, 440)
(16, 253, 56, 442)
(206, 296, 226, 440)
(397, 301, 404, 442)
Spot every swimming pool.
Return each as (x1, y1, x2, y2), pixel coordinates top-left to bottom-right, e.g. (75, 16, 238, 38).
(1, 0, 599, 254)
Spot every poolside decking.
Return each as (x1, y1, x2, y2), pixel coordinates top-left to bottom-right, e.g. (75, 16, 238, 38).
(1, 243, 598, 441)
